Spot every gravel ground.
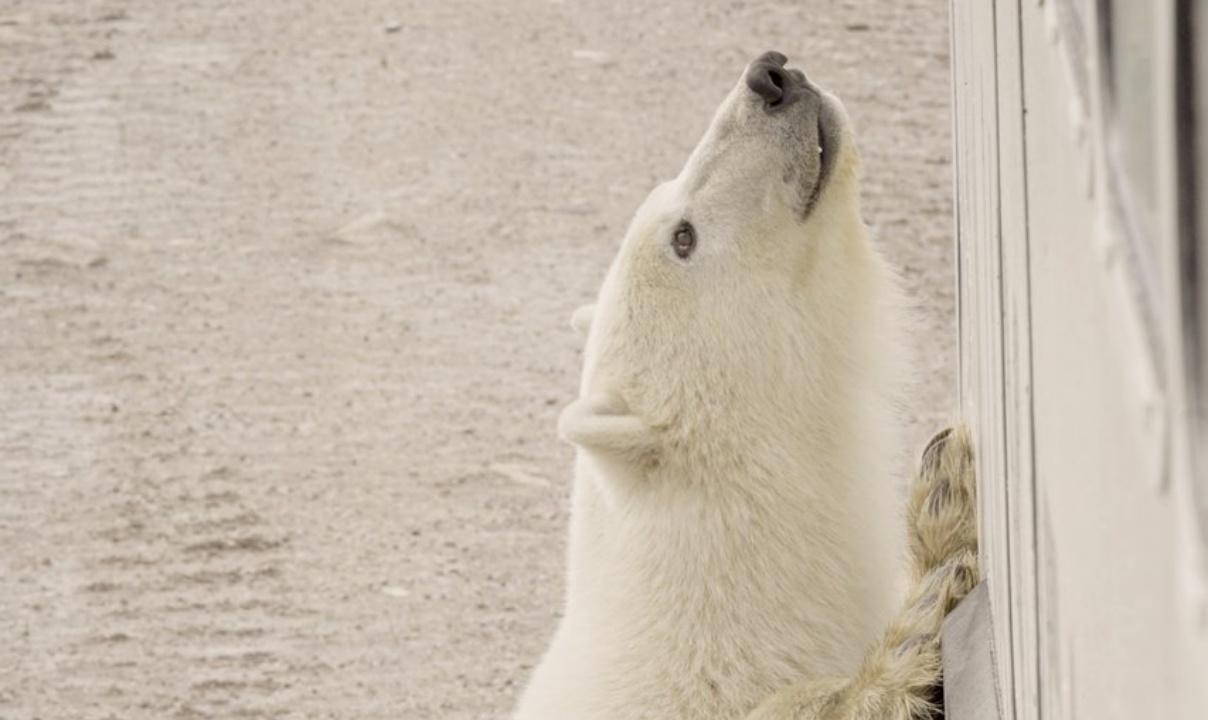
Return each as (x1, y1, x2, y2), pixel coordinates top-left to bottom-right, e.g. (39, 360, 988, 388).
(0, 1, 954, 718)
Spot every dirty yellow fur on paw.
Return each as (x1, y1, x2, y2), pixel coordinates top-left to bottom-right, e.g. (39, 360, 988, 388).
(745, 426, 979, 720)
(908, 426, 978, 581)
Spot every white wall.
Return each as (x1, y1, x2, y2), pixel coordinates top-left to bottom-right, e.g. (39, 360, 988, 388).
(950, 1, 1208, 718)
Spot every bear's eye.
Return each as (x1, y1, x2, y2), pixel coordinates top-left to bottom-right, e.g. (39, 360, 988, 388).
(671, 221, 696, 260)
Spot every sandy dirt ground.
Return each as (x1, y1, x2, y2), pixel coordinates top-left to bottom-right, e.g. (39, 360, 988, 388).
(0, 1, 954, 718)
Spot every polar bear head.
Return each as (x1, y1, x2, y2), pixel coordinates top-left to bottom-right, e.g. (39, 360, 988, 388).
(580, 51, 899, 477)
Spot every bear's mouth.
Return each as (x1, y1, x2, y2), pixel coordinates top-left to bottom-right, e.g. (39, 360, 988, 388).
(801, 94, 840, 219)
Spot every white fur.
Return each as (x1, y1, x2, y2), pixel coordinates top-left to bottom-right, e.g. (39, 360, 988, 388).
(515, 62, 908, 720)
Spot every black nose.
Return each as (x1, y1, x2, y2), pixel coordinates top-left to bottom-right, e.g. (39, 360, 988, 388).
(745, 51, 806, 109)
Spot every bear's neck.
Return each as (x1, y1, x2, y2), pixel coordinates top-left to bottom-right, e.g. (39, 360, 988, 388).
(563, 401, 903, 696)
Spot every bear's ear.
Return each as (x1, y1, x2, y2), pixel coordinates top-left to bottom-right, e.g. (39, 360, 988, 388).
(569, 304, 595, 338)
(557, 393, 656, 460)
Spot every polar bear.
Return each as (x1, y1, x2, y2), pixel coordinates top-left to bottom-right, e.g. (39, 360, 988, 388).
(515, 52, 912, 720)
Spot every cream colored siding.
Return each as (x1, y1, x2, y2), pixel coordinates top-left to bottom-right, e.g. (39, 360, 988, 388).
(951, 1, 1208, 718)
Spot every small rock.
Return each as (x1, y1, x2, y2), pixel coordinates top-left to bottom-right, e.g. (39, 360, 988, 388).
(572, 49, 614, 66)
(490, 462, 551, 489)
(330, 209, 408, 245)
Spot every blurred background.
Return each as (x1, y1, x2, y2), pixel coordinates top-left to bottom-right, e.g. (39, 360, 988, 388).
(0, 1, 955, 718)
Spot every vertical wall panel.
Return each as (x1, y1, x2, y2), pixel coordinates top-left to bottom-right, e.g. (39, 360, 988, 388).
(950, 1, 1015, 716)
(951, 0, 1045, 716)
(991, 2, 1041, 719)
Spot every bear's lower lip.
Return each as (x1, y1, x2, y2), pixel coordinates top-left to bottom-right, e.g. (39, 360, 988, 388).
(801, 95, 839, 218)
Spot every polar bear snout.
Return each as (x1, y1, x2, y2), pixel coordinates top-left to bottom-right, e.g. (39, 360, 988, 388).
(745, 50, 811, 112)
